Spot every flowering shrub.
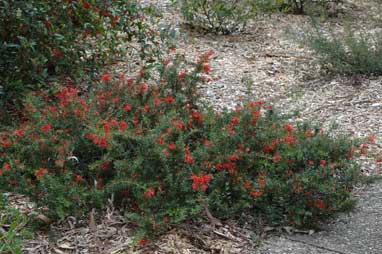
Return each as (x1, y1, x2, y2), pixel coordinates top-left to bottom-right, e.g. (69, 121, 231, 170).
(178, 0, 258, 34)
(0, 51, 363, 240)
(0, 0, 160, 122)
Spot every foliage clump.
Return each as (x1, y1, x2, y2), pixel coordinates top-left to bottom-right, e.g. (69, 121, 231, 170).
(0, 194, 30, 254)
(277, 0, 341, 14)
(177, 0, 259, 34)
(301, 25, 382, 75)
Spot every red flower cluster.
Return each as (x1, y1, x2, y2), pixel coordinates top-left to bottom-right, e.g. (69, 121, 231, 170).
(101, 73, 112, 82)
(250, 190, 263, 198)
(144, 187, 155, 198)
(184, 148, 194, 164)
(41, 124, 52, 133)
(34, 168, 48, 178)
(191, 174, 212, 191)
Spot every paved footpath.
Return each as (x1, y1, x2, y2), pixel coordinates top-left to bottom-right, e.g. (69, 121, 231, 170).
(256, 181, 382, 254)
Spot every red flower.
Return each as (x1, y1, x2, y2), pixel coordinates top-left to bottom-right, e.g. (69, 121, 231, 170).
(44, 20, 51, 28)
(120, 121, 128, 132)
(258, 172, 266, 188)
(52, 48, 63, 58)
(176, 122, 184, 130)
(138, 239, 149, 246)
(164, 96, 175, 104)
(34, 168, 48, 178)
(314, 199, 325, 210)
(124, 104, 132, 111)
(82, 1, 91, 9)
(101, 161, 110, 171)
(140, 83, 148, 93)
(227, 124, 236, 136)
(141, 105, 149, 112)
(263, 144, 276, 153)
(284, 123, 294, 132)
(110, 119, 119, 127)
(191, 111, 203, 124)
(252, 110, 261, 119)
(41, 124, 52, 133)
(273, 154, 282, 163)
(250, 189, 263, 198)
(257, 99, 265, 105)
(204, 139, 213, 147)
(184, 148, 194, 164)
(308, 160, 314, 166)
(215, 163, 223, 170)
(184, 155, 194, 164)
(203, 63, 211, 73)
(112, 15, 120, 25)
(157, 136, 165, 145)
(101, 73, 112, 82)
(320, 160, 326, 167)
(178, 71, 187, 79)
(103, 121, 111, 135)
(305, 130, 314, 138)
(228, 155, 240, 162)
(283, 135, 296, 145)
(168, 142, 176, 151)
(154, 97, 162, 106)
(3, 163, 11, 171)
(144, 187, 155, 198)
(93, 136, 108, 148)
(191, 174, 212, 191)
(83, 29, 92, 38)
(231, 116, 240, 125)
(15, 129, 24, 138)
(162, 148, 170, 158)
(368, 134, 376, 143)
(86, 133, 96, 140)
(243, 180, 252, 189)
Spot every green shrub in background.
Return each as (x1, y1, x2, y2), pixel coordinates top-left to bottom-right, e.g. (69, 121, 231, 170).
(0, 50, 364, 241)
(177, 0, 259, 34)
(0, 0, 161, 123)
(300, 23, 382, 75)
(176, 0, 341, 35)
(277, 0, 341, 14)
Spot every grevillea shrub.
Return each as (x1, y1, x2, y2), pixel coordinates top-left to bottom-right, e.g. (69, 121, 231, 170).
(0, 0, 161, 122)
(0, 51, 363, 240)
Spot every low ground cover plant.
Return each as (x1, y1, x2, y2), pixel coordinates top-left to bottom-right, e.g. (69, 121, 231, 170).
(301, 23, 382, 75)
(0, 49, 364, 242)
(0, 194, 30, 254)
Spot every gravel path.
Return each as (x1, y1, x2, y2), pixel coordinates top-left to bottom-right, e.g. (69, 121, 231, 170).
(256, 181, 382, 254)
